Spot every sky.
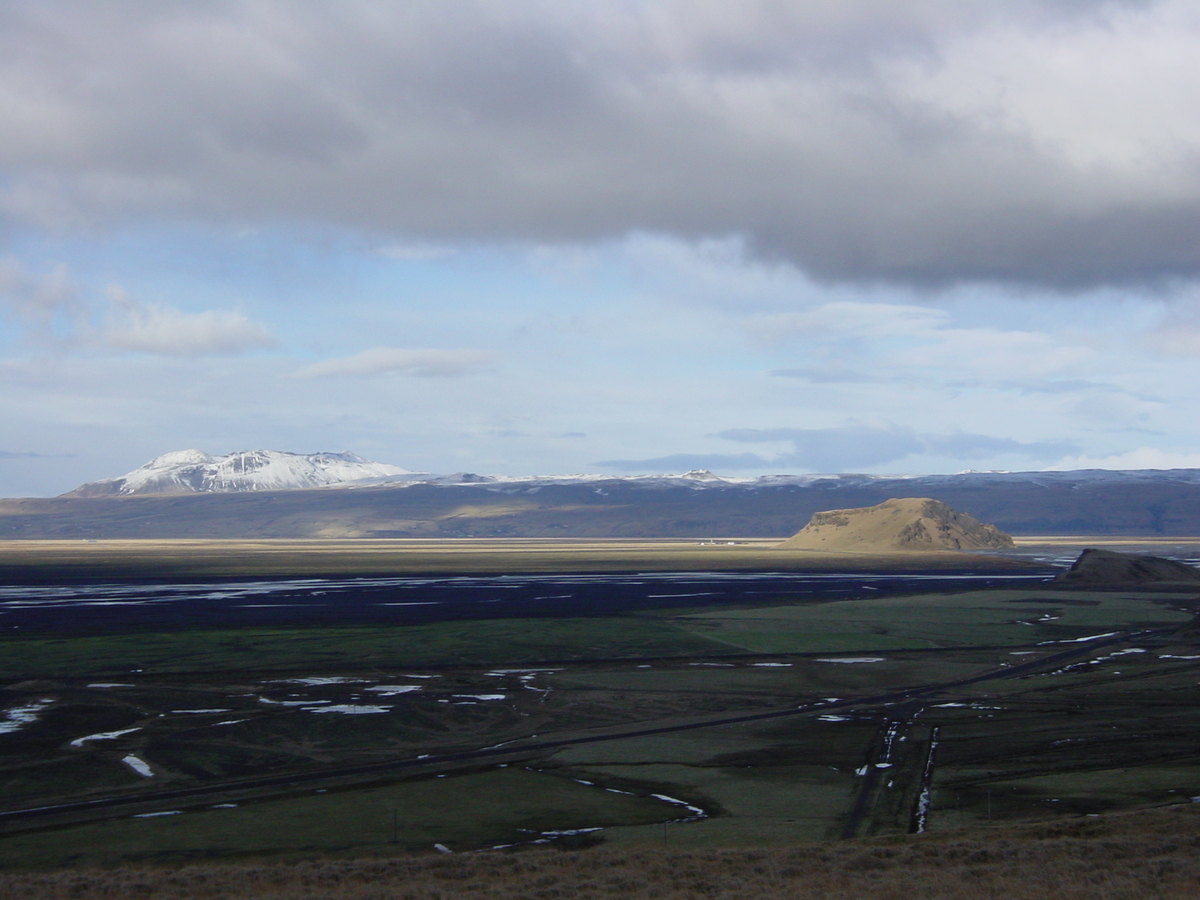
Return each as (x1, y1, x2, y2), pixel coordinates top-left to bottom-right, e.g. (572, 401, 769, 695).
(2, 0, 1200, 497)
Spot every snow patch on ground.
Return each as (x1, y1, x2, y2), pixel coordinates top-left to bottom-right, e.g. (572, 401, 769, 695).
(0, 700, 52, 735)
(258, 697, 331, 706)
(813, 657, 886, 664)
(650, 793, 707, 818)
(70, 727, 141, 747)
(1038, 632, 1120, 645)
(122, 754, 154, 777)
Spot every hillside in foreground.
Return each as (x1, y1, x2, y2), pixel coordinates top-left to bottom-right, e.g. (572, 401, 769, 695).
(4, 804, 1200, 900)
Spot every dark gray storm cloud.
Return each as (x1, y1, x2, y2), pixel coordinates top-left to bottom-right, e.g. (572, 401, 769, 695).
(1, 0, 1195, 288)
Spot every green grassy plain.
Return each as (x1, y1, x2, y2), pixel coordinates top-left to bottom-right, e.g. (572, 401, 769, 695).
(0, 768, 682, 869)
(0, 541, 1198, 870)
(0, 616, 734, 680)
(0, 587, 1185, 683)
(671, 589, 1194, 652)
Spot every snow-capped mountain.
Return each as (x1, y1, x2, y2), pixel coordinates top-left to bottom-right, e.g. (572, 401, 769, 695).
(62, 451, 1200, 498)
(32, 453, 1200, 538)
(65, 449, 423, 497)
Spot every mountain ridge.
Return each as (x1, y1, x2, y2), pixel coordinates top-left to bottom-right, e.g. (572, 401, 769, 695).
(58, 449, 1200, 498)
(9, 451, 1200, 540)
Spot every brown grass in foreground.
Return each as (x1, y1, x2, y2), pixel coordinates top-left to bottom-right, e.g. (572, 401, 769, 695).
(4, 805, 1200, 900)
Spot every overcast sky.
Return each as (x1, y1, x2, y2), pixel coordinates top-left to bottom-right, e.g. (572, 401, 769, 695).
(3, 0, 1200, 496)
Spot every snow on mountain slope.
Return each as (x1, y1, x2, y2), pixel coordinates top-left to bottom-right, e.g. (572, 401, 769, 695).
(434, 467, 1200, 491)
(61, 450, 1200, 498)
(65, 450, 421, 496)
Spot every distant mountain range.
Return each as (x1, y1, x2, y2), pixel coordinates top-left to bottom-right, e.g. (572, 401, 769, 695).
(62, 448, 1200, 497)
(2, 449, 1199, 539)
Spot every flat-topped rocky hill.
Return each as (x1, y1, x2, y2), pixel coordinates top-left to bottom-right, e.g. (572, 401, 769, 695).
(778, 497, 1015, 552)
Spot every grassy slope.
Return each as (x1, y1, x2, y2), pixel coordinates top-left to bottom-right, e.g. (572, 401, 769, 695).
(4, 804, 1200, 899)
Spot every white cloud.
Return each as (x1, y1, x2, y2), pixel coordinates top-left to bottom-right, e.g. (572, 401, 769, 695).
(377, 243, 456, 262)
(2, 261, 275, 357)
(1145, 302, 1200, 356)
(893, 1, 1200, 176)
(1047, 448, 1200, 471)
(4, 2, 1200, 492)
(714, 423, 1077, 472)
(750, 301, 949, 343)
(1150, 326, 1200, 356)
(101, 291, 276, 356)
(750, 299, 1093, 380)
(0, 256, 82, 333)
(892, 326, 1094, 379)
(296, 347, 495, 378)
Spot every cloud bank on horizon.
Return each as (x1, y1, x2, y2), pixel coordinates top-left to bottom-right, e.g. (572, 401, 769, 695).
(1, 0, 1199, 495)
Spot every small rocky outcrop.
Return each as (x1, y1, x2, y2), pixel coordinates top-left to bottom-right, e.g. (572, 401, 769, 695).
(777, 497, 1015, 552)
(1054, 548, 1200, 584)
